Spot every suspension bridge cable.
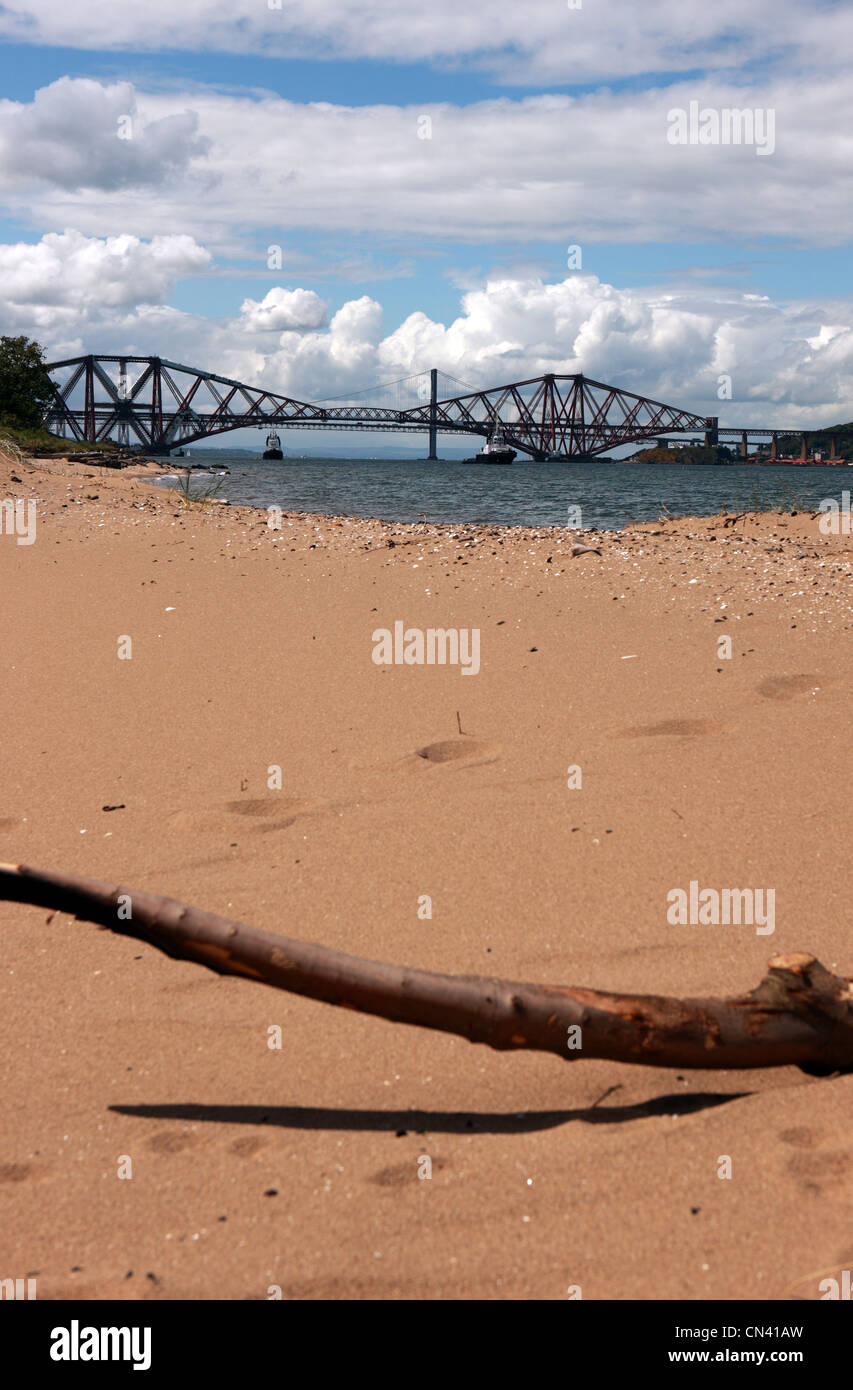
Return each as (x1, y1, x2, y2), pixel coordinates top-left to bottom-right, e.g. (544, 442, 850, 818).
(313, 371, 430, 403)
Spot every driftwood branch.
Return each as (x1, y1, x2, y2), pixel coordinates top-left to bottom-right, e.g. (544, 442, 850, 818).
(2, 861, 852, 1074)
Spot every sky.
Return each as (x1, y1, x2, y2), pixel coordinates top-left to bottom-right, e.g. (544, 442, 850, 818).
(0, 0, 852, 450)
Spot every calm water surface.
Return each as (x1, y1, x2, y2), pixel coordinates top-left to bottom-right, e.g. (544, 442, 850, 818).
(156, 453, 850, 532)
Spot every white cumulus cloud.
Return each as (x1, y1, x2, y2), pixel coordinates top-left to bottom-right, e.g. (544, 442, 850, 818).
(0, 229, 211, 334)
(232, 276, 853, 426)
(240, 287, 328, 332)
(3, 232, 851, 428)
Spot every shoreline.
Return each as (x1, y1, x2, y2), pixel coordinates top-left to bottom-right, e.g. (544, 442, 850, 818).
(5, 451, 853, 623)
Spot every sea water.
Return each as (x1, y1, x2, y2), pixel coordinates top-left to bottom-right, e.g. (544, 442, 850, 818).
(154, 453, 850, 532)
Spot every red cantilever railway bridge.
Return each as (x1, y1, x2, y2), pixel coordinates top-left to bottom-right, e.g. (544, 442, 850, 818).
(44, 354, 791, 460)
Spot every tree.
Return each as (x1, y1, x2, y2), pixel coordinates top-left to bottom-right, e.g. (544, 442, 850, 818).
(0, 336, 54, 428)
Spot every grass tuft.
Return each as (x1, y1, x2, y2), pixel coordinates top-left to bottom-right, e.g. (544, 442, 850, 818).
(170, 471, 227, 509)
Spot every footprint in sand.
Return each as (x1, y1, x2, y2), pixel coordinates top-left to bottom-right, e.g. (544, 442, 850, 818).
(226, 798, 308, 818)
(371, 1163, 412, 1188)
(617, 718, 734, 739)
(371, 1159, 446, 1187)
(169, 744, 501, 838)
(167, 796, 327, 835)
(414, 737, 501, 768)
(146, 1130, 200, 1155)
(785, 1147, 853, 1198)
(779, 1126, 820, 1149)
(229, 1135, 268, 1158)
(758, 674, 839, 701)
(0, 1161, 39, 1183)
(226, 796, 330, 833)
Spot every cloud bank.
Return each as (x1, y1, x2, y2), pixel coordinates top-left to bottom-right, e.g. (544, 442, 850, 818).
(1, 76, 850, 250)
(0, 0, 847, 86)
(12, 230, 851, 427)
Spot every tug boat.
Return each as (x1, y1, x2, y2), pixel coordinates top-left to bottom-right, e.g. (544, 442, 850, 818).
(262, 430, 284, 460)
(462, 425, 516, 465)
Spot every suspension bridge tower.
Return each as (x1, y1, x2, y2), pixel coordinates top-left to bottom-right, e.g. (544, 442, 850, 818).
(427, 368, 439, 462)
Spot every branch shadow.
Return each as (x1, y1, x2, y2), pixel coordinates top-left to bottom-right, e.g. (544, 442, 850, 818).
(110, 1090, 750, 1135)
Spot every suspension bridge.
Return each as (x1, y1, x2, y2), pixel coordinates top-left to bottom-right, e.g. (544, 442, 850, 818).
(43, 354, 813, 461)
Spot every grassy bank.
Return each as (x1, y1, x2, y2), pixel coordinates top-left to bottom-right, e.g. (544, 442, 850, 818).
(0, 419, 119, 456)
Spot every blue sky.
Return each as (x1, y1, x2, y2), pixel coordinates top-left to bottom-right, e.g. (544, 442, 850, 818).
(0, 0, 851, 446)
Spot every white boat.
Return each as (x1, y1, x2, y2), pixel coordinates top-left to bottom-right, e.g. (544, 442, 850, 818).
(462, 425, 516, 465)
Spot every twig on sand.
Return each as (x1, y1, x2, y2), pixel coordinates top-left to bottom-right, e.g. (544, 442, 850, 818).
(590, 1083, 624, 1109)
(2, 861, 852, 1076)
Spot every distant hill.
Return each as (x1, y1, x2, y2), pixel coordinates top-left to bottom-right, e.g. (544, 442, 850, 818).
(626, 444, 737, 465)
(775, 421, 853, 460)
(629, 422, 853, 465)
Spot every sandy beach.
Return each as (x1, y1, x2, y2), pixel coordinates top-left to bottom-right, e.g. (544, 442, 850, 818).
(1, 450, 851, 1301)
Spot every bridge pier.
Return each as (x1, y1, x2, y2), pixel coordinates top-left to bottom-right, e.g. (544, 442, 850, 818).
(740, 431, 748, 459)
(427, 368, 439, 461)
(800, 434, 807, 462)
(704, 416, 718, 448)
(770, 433, 778, 460)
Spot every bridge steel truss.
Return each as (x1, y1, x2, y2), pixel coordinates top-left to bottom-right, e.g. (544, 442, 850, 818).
(44, 354, 725, 458)
(402, 372, 714, 459)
